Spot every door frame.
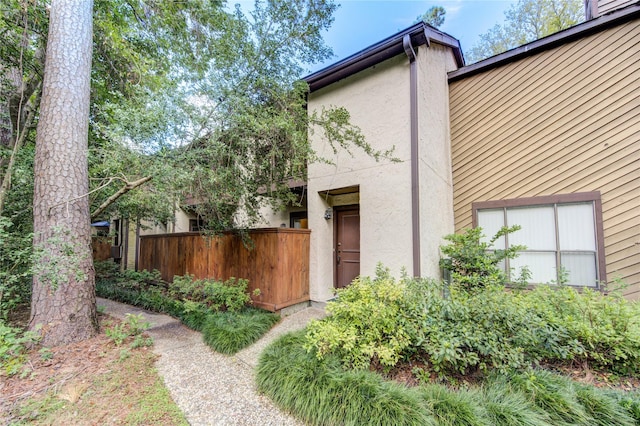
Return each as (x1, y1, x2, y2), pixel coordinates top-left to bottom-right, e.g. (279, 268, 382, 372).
(333, 204, 360, 288)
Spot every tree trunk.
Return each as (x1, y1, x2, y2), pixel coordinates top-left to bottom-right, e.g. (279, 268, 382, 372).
(31, 0, 97, 345)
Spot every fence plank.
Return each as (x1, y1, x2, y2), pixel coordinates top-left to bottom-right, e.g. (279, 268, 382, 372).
(91, 237, 112, 261)
(138, 229, 311, 311)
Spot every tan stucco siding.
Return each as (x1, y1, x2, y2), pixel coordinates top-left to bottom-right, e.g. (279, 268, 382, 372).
(417, 44, 459, 277)
(258, 203, 307, 228)
(449, 20, 640, 297)
(308, 54, 413, 302)
(125, 224, 137, 269)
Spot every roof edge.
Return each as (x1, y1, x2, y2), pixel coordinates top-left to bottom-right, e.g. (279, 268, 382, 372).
(448, 3, 640, 82)
(304, 23, 463, 93)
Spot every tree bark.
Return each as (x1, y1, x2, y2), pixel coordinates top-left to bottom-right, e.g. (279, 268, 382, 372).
(31, 0, 97, 345)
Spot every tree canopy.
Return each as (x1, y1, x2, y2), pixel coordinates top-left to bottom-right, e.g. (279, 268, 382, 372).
(467, 0, 584, 63)
(0, 0, 382, 323)
(415, 6, 446, 28)
(1, 0, 377, 231)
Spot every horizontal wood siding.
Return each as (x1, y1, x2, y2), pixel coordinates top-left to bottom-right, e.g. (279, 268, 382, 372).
(598, 0, 637, 15)
(138, 229, 310, 311)
(449, 20, 640, 298)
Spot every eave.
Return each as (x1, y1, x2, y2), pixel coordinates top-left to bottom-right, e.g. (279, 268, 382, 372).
(448, 3, 640, 82)
(304, 22, 464, 93)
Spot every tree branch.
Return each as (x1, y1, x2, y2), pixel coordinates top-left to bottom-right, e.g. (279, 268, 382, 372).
(90, 176, 152, 220)
(0, 82, 42, 215)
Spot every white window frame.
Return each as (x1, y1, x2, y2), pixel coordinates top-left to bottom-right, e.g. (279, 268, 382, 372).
(472, 192, 606, 288)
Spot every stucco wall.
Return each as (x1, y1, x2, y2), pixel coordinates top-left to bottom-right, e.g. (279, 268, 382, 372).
(307, 54, 413, 302)
(172, 209, 193, 233)
(136, 208, 193, 236)
(307, 43, 459, 302)
(258, 202, 307, 228)
(417, 43, 458, 277)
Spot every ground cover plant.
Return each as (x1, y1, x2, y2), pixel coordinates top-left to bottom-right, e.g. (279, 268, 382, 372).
(259, 330, 640, 426)
(258, 227, 640, 425)
(95, 261, 279, 353)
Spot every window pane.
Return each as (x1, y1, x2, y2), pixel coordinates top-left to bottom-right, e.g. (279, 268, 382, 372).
(561, 252, 597, 287)
(507, 206, 556, 250)
(477, 209, 505, 249)
(511, 252, 557, 284)
(557, 203, 595, 251)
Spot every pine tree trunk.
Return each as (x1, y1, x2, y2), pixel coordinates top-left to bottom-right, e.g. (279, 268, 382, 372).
(30, 0, 97, 345)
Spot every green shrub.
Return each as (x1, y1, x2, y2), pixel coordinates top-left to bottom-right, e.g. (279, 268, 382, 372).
(121, 268, 165, 290)
(94, 260, 120, 284)
(94, 262, 165, 292)
(134, 287, 176, 313)
(176, 300, 211, 331)
(520, 285, 640, 375)
(202, 308, 279, 354)
(95, 263, 257, 315)
(306, 254, 640, 379)
(306, 267, 540, 375)
(304, 265, 425, 369)
(412, 284, 546, 376)
(0, 216, 33, 319)
(305, 267, 558, 376)
(95, 261, 170, 311)
(96, 265, 278, 354)
(438, 226, 640, 376)
(169, 275, 254, 312)
(439, 225, 524, 291)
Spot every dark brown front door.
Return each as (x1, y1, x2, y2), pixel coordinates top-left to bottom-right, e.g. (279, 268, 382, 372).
(335, 207, 360, 288)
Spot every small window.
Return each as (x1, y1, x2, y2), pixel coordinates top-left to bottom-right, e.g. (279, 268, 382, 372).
(189, 218, 206, 232)
(473, 192, 605, 287)
(95, 226, 109, 237)
(290, 212, 308, 229)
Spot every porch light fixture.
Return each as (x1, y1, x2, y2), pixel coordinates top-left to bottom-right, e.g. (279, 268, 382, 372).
(324, 208, 332, 220)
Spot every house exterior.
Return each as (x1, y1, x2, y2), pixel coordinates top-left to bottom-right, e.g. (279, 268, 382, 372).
(448, 4, 639, 297)
(119, 0, 638, 307)
(271, 1, 639, 304)
(297, 26, 463, 303)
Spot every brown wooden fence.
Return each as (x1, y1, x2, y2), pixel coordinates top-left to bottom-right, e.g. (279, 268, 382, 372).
(138, 228, 311, 312)
(92, 237, 112, 261)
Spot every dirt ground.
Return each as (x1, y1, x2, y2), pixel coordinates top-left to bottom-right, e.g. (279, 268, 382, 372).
(1, 311, 186, 425)
(376, 357, 640, 391)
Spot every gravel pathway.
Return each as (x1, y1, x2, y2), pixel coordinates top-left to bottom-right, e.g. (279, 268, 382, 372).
(97, 298, 325, 425)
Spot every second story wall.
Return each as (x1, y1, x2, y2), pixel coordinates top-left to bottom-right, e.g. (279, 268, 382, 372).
(307, 54, 413, 301)
(449, 18, 639, 296)
(417, 43, 459, 277)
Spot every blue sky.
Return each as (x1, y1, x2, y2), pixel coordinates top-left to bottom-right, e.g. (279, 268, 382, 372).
(232, 1, 518, 72)
(314, 0, 517, 71)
